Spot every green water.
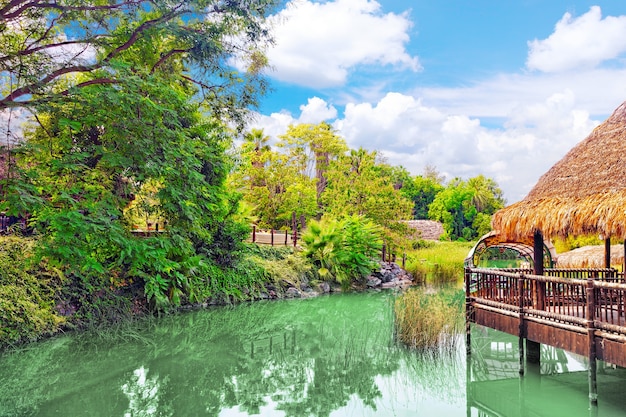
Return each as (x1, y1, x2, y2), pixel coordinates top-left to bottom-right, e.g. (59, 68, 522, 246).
(1, 291, 626, 416)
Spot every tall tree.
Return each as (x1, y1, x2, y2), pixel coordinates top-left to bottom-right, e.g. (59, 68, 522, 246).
(322, 148, 413, 245)
(428, 175, 504, 240)
(278, 122, 347, 211)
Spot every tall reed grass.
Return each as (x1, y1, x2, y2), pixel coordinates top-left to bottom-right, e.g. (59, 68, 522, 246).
(394, 287, 463, 350)
(404, 241, 473, 285)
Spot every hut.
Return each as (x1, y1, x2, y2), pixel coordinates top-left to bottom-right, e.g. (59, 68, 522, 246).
(465, 100, 626, 406)
(492, 99, 626, 269)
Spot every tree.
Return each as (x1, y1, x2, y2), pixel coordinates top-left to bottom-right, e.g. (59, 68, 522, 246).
(230, 129, 318, 230)
(322, 148, 413, 248)
(278, 122, 347, 211)
(428, 175, 505, 241)
(1, 0, 277, 128)
(1, 1, 280, 310)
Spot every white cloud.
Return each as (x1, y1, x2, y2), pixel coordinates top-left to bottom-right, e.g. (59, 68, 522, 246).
(414, 68, 626, 119)
(298, 97, 338, 123)
(267, 0, 419, 88)
(527, 6, 626, 73)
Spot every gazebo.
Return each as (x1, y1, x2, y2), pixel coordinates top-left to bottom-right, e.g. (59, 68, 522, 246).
(465, 99, 626, 406)
(492, 99, 626, 269)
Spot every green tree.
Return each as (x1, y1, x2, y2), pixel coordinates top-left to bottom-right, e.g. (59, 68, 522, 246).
(428, 175, 504, 241)
(322, 148, 413, 249)
(230, 133, 318, 230)
(278, 122, 348, 211)
(1, 1, 279, 311)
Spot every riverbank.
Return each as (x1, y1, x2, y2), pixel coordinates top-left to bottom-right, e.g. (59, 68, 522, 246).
(0, 236, 414, 350)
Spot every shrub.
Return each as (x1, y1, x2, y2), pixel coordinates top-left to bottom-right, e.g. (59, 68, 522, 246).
(301, 215, 383, 288)
(0, 237, 64, 349)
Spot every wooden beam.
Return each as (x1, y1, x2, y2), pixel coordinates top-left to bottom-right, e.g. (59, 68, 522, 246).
(605, 238, 611, 269)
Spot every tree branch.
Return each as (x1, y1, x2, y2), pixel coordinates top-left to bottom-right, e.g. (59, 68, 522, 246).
(0, 5, 188, 109)
(150, 48, 190, 73)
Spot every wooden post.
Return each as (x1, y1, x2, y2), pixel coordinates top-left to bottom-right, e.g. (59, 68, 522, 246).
(284, 229, 288, 245)
(518, 277, 525, 375)
(465, 267, 472, 355)
(402, 253, 406, 269)
(529, 235, 543, 367)
(586, 278, 598, 405)
(623, 240, 626, 275)
(252, 225, 256, 243)
(382, 244, 386, 262)
(528, 231, 543, 366)
(605, 237, 611, 269)
(533, 230, 545, 310)
(293, 228, 298, 247)
(270, 229, 274, 246)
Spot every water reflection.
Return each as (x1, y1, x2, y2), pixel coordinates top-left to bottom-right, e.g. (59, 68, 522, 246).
(467, 326, 626, 417)
(2, 292, 460, 417)
(2, 292, 626, 417)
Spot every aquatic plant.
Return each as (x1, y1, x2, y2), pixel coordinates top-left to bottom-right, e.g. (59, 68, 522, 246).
(394, 287, 463, 350)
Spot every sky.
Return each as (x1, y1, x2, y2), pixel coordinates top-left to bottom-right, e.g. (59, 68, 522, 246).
(243, 0, 626, 203)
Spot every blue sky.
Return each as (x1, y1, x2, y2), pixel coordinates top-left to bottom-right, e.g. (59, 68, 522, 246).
(244, 0, 626, 203)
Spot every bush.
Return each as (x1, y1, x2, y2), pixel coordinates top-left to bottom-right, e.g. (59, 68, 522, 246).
(301, 215, 383, 288)
(0, 237, 64, 349)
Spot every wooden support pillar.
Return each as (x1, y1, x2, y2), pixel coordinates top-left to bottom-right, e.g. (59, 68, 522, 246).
(623, 240, 626, 274)
(252, 225, 256, 243)
(518, 278, 525, 375)
(586, 278, 598, 405)
(526, 340, 541, 365)
(605, 238, 611, 269)
(533, 230, 545, 309)
(465, 268, 472, 356)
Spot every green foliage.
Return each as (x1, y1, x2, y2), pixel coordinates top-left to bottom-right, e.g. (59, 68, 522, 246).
(301, 215, 383, 288)
(402, 174, 445, 220)
(553, 234, 606, 253)
(394, 287, 463, 350)
(428, 175, 504, 241)
(0, 237, 64, 348)
(1, 0, 279, 124)
(2, 30, 261, 313)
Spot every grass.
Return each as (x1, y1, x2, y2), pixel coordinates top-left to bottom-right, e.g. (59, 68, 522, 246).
(394, 287, 464, 351)
(403, 240, 474, 285)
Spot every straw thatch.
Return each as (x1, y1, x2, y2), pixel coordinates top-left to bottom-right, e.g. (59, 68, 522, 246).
(556, 245, 624, 268)
(492, 100, 626, 240)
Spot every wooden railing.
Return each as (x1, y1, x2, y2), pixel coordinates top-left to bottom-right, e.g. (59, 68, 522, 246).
(466, 267, 626, 331)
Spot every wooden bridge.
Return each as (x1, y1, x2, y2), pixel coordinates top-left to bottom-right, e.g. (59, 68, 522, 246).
(465, 266, 626, 404)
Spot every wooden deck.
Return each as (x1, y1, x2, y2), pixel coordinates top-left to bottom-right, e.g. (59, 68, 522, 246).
(465, 267, 626, 368)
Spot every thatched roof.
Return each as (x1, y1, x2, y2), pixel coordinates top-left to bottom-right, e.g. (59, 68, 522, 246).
(492, 100, 626, 240)
(405, 220, 444, 240)
(556, 245, 624, 268)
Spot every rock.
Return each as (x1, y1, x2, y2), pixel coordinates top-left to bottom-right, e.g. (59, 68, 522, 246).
(367, 277, 382, 288)
(318, 282, 331, 293)
(285, 287, 302, 298)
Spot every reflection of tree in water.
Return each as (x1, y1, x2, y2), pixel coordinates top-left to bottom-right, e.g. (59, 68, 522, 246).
(0, 293, 406, 417)
(122, 366, 171, 417)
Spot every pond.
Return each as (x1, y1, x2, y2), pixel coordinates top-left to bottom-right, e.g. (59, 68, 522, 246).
(1, 290, 626, 416)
